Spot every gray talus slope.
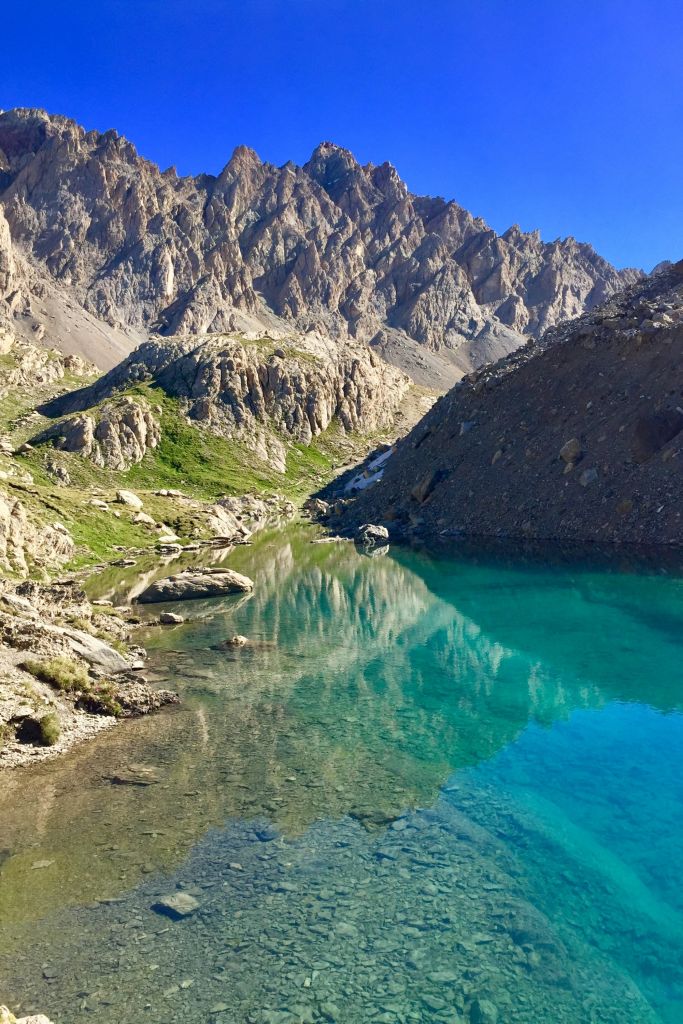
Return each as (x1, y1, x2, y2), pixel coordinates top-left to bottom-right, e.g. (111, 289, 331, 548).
(0, 108, 640, 384)
(0, 204, 142, 369)
(340, 262, 683, 547)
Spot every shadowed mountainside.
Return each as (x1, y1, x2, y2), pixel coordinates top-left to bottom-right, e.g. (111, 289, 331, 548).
(339, 262, 683, 546)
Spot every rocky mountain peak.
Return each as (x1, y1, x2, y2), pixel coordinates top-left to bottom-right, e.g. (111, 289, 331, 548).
(0, 107, 642, 386)
(218, 143, 263, 179)
(305, 141, 361, 187)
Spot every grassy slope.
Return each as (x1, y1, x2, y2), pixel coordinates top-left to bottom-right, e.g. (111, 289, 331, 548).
(1, 366, 384, 570)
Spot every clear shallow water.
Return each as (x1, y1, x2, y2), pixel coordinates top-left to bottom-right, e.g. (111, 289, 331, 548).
(1, 527, 682, 1023)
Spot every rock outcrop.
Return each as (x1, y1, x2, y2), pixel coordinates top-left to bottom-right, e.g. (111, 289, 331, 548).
(338, 262, 683, 548)
(0, 208, 22, 313)
(37, 331, 410, 472)
(0, 330, 91, 390)
(0, 490, 74, 575)
(32, 396, 160, 470)
(0, 108, 641, 385)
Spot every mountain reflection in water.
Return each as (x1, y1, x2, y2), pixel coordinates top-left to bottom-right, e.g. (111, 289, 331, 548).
(1, 526, 682, 1024)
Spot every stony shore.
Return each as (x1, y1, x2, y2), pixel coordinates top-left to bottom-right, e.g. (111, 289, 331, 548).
(0, 486, 306, 771)
(0, 573, 179, 771)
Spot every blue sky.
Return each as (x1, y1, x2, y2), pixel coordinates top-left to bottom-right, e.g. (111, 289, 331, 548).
(2, 0, 681, 270)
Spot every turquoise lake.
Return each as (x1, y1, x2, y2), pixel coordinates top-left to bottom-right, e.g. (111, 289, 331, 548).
(1, 526, 682, 1023)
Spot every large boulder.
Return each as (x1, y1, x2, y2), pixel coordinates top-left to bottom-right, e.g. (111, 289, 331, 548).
(57, 625, 130, 674)
(355, 523, 389, 548)
(136, 568, 254, 603)
(116, 489, 144, 509)
(1, 1007, 54, 1024)
(303, 497, 330, 518)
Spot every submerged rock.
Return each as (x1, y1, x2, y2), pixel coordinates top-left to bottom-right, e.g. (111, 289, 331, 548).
(469, 998, 499, 1024)
(136, 568, 254, 603)
(152, 892, 200, 920)
(159, 611, 184, 625)
(109, 765, 163, 786)
(227, 634, 249, 646)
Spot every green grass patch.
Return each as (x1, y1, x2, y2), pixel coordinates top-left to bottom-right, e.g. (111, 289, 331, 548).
(22, 655, 90, 691)
(22, 655, 122, 717)
(124, 386, 283, 498)
(6, 375, 392, 569)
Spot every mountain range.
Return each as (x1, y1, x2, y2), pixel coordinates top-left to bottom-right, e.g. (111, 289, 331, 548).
(0, 107, 640, 385)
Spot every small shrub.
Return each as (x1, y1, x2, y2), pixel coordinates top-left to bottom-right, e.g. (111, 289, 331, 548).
(67, 616, 94, 633)
(38, 712, 61, 746)
(77, 681, 122, 718)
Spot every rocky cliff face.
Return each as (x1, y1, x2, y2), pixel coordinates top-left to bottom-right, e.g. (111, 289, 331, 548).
(0, 208, 20, 310)
(0, 177, 142, 371)
(338, 262, 683, 547)
(0, 108, 640, 385)
(39, 332, 410, 472)
(33, 396, 161, 471)
(0, 490, 74, 574)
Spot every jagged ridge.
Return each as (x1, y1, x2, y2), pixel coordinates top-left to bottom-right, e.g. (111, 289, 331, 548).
(0, 108, 641, 385)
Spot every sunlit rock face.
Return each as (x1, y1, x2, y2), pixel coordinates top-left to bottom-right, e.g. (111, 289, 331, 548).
(32, 396, 160, 470)
(35, 331, 410, 472)
(0, 109, 640, 385)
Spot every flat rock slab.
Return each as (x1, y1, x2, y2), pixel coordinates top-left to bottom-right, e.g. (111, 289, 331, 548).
(136, 569, 254, 603)
(1, 1010, 55, 1024)
(152, 892, 200, 919)
(109, 764, 162, 786)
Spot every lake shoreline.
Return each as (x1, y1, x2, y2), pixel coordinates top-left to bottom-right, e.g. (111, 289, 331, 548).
(0, 572, 179, 773)
(2, 526, 681, 1022)
(6, 517, 683, 774)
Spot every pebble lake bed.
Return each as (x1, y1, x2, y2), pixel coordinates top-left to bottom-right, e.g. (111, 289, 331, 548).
(1, 525, 682, 1024)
